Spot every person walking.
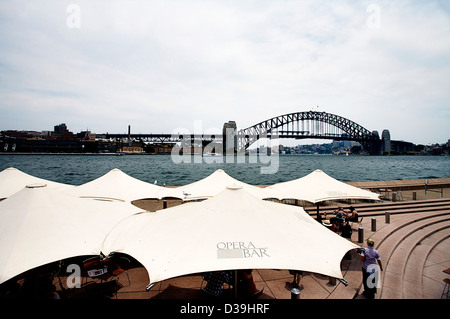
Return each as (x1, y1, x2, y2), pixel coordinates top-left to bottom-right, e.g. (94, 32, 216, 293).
(360, 238, 383, 299)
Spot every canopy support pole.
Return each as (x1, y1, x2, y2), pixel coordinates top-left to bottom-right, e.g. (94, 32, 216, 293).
(316, 203, 322, 223)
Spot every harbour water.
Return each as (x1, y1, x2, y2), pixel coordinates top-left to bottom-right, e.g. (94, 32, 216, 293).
(0, 154, 449, 186)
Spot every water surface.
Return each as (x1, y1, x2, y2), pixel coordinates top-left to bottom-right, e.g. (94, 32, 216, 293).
(0, 154, 449, 186)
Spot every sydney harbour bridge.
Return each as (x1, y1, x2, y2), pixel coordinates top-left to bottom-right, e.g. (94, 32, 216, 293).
(105, 111, 390, 155)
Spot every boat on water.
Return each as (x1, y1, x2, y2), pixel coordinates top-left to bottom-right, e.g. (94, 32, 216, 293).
(202, 153, 223, 157)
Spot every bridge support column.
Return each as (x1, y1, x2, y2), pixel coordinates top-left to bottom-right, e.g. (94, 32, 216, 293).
(223, 121, 237, 155)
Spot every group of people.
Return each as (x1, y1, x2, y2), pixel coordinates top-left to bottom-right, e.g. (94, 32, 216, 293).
(324, 207, 383, 299)
(319, 206, 383, 298)
(319, 205, 360, 236)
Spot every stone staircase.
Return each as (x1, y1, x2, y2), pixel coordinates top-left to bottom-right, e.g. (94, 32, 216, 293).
(322, 200, 450, 299)
(374, 212, 450, 299)
(304, 198, 450, 217)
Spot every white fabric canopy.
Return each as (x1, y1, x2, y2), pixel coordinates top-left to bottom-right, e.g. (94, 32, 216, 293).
(265, 169, 380, 203)
(101, 185, 358, 285)
(66, 168, 164, 202)
(0, 183, 143, 284)
(0, 167, 74, 199)
(161, 169, 271, 200)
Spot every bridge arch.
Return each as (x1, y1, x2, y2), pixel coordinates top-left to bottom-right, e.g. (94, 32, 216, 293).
(237, 111, 380, 154)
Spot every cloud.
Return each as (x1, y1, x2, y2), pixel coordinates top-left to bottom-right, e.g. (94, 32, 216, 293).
(0, 0, 449, 145)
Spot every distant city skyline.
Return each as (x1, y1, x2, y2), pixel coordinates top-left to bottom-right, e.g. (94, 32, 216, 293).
(2, 121, 447, 148)
(1, 1, 449, 145)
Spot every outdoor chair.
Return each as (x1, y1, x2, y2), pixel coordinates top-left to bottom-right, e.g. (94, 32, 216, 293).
(107, 256, 131, 287)
(329, 217, 345, 232)
(201, 271, 233, 298)
(335, 219, 345, 232)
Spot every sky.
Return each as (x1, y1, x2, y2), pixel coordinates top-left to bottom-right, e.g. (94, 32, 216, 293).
(0, 0, 449, 146)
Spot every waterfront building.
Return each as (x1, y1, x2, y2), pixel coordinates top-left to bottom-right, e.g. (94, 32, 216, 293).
(52, 123, 73, 140)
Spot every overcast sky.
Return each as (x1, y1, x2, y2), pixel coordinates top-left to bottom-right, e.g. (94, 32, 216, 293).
(0, 0, 449, 145)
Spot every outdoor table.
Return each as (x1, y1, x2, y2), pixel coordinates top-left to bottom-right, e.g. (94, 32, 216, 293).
(378, 188, 392, 199)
